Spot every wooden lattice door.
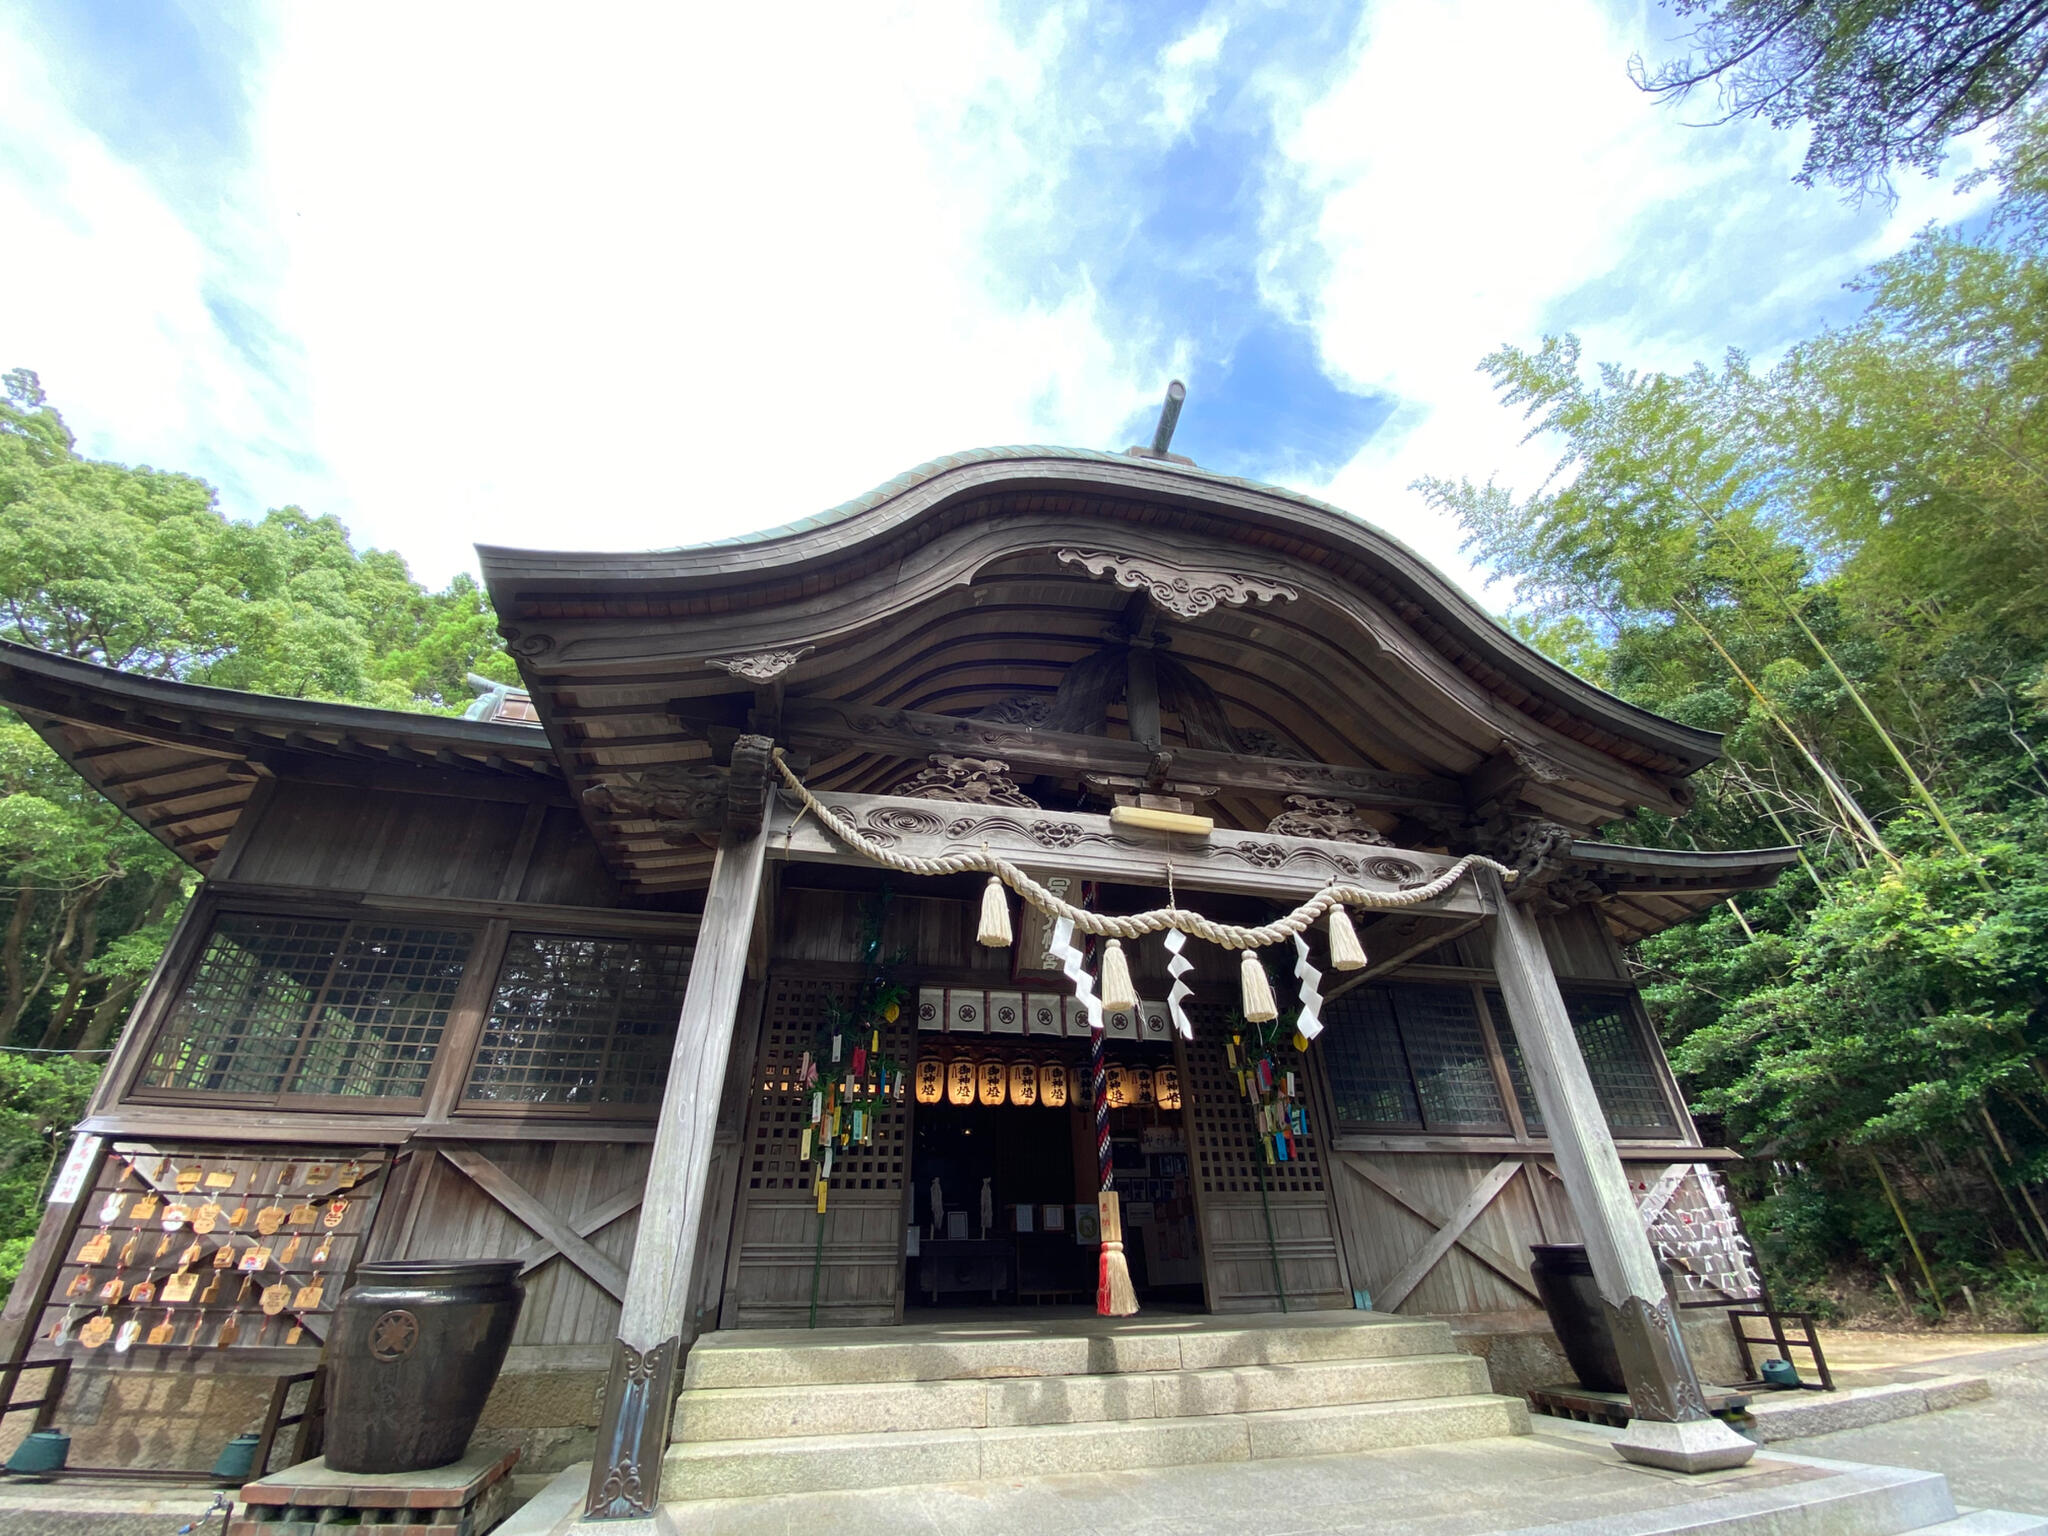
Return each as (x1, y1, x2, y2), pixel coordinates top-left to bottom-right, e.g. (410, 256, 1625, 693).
(1177, 1003, 1352, 1312)
(718, 972, 914, 1328)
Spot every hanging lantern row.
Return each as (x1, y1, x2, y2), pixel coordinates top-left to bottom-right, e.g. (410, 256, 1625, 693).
(912, 1058, 1178, 1112)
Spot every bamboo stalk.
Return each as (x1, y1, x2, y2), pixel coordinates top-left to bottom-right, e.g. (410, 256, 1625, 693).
(1673, 598, 1896, 865)
(1974, 1143, 2046, 1264)
(1868, 1151, 1943, 1311)
(1681, 496, 1985, 884)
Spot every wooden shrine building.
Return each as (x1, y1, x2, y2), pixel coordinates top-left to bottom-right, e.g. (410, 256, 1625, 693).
(0, 444, 1794, 1504)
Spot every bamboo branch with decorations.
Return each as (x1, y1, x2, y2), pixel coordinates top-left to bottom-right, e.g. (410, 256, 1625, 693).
(802, 891, 908, 1218)
(1228, 991, 1316, 1168)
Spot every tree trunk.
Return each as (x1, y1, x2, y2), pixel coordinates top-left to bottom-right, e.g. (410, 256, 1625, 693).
(39, 885, 104, 1050)
(0, 874, 36, 1037)
(69, 871, 184, 1061)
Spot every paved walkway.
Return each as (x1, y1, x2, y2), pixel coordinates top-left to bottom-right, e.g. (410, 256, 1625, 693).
(506, 1428, 2012, 1536)
(1812, 1328, 2043, 1385)
(1772, 1346, 2048, 1518)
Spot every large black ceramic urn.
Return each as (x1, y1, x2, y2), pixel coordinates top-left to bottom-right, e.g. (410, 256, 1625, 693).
(1528, 1243, 1682, 1395)
(325, 1260, 524, 1473)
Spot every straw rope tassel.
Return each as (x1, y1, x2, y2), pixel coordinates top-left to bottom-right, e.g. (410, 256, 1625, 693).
(1327, 903, 1367, 970)
(1240, 949, 1278, 1023)
(977, 875, 1013, 948)
(1099, 938, 1137, 1012)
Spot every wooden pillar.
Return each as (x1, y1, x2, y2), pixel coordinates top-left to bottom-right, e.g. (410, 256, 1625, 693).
(1480, 871, 1754, 1473)
(582, 820, 771, 1524)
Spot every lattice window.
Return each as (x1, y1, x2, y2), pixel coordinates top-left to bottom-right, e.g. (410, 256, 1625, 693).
(1322, 983, 1507, 1133)
(463, 934, 695, 1108)
(1566, 991, 1678, 1134)
(1319, 988, 1423, 1130)
(1388, 984, 1510, 1133)
(1182, 1002, 1326, 1197)
(1487, 992, 1547, 1134)
(744, 974, 910, 1194)
(139, 914, 473, 1103)
(1487, 987, 1679, 1137)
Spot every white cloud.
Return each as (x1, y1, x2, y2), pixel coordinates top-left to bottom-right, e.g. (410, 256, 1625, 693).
(2, 4, 1156, 584)
(1266, 0, 1997, 603)
(0, 16, 311, 508)
(248, 4, 1168, 580)
(1152, 16, 1229, 139)
(0, 0, 2010, 603)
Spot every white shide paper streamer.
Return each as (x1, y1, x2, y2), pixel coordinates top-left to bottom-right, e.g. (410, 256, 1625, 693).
(1162, 928, 1195, 1039)
(1050, 916, 1105, 1035)
(1292, 933, 1325, 1039)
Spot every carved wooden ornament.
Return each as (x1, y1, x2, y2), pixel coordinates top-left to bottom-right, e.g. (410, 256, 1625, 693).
(1056, 549, 1300, 619)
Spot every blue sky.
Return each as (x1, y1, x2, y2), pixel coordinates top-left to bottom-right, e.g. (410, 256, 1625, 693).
(0, 0, 1991, 594)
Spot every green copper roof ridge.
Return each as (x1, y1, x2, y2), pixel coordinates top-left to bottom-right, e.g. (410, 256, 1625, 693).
(648, 444, 1361, 553)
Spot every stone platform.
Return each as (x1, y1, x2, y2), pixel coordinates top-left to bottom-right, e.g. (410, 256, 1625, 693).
(231, 1446, 519, 1535)
(663, 1309, 1526, 1499)
(508, 1424, 2048, 1536)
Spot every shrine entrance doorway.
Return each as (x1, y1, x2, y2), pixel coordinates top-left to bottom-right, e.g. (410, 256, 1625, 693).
(905, 1034, 1206, 1313)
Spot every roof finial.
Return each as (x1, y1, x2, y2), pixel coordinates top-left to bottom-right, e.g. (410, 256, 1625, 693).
(1127, 381, 1192, 465)
(1151, 380, 1186, 455)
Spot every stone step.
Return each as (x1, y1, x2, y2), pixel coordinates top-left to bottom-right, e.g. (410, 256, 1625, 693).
(680, 1311, 1455, 1390)
(1912, 1516, 2048, 1535)
(660, 1391, 1530, 1501)
(675, 1351, 1492, 1440)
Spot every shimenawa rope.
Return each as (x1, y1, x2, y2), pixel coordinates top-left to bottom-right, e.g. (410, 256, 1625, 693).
(770, 748, 1514, 949)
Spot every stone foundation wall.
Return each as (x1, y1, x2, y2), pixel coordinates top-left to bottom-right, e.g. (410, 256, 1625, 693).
(1450, 1305, 1747, 1401)
(0, 1355, 606, 1478)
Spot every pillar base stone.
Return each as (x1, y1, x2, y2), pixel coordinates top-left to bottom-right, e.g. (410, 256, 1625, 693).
(1611, 1415, 1759, 1473)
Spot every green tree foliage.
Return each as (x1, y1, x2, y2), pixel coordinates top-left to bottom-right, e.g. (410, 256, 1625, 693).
(0, 370, 521, 1057)
(1422, 112, 2048, 1320)
(0, 372, 517, 1301)
(1635, 1, 2048, 196)
(0, 1056, 95, 1297)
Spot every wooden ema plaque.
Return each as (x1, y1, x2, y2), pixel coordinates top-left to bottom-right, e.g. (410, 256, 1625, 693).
(38, 1141, 389, 1361)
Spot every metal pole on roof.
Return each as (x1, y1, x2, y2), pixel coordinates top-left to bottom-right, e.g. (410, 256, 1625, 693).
(1150, 381, 1186, 455)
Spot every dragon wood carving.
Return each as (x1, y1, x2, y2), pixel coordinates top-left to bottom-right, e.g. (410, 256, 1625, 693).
(891, 755, 1039, 808)
(1265, 794, 1392, 845)
(581, 733, 774, 842)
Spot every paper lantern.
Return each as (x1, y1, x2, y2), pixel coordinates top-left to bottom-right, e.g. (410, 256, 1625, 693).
(915, 1058, 944, 1105)
(978, 1060, 1007, 1106)
(1133, 1066, 1154, 1106)
(947, 1059, 976, 1106)
(1007, 1060, 1038, 1107)
(1040, 1063, 1068, 1108)
(1154, 1066, 1181, 1111)
(1104, 1064, 1133, 1109)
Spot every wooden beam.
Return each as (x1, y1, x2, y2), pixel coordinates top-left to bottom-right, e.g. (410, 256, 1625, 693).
(1347, 1157, 1533, 1310)
(586, 816, 769, 1519)
(770, 790, 1491, 914)
(436, 1144, 629, 1301)
(115, 778, 247, 813)
(505, 1184, 645, 1280)
(774, 697, 1464, 809)
(1481, 868, 1751, 1466)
